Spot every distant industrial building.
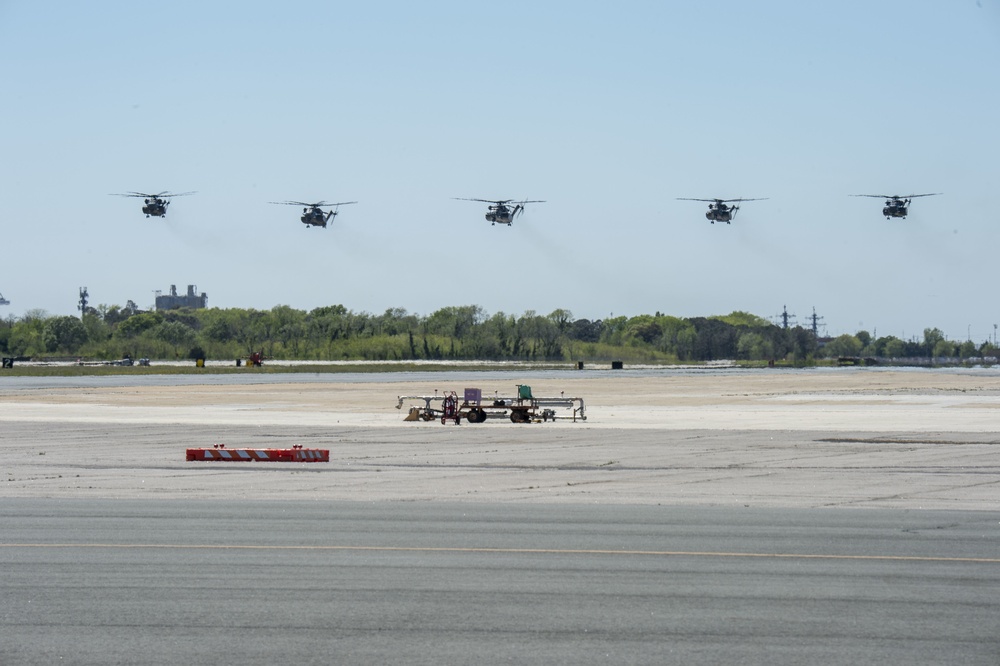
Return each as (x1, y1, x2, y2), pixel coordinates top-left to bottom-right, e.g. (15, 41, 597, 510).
(155, 284, 208, 310)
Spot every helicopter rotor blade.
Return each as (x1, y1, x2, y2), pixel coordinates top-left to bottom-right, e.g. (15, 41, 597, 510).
(678, 197, 766, 203)
(111, 192, 161, 198)
(453, 198, 513, 204)
(112, 191, 195, 199)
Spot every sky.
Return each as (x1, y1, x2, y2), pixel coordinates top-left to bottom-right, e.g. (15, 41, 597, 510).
(2, 1, 999, 342)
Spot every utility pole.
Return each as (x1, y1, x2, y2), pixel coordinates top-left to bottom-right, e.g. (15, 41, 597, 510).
(774, 305, 796, 329)
(78, 287, 89, 319)
(807, 307, 825, 338)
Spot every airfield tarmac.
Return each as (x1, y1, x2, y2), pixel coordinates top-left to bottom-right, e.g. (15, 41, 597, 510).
(1, 367, 998, 509)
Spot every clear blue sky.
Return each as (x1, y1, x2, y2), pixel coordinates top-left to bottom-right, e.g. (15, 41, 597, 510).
(2, 1, 998, 342)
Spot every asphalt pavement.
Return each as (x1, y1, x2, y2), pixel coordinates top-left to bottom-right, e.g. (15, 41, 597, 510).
(2, 499, 997, 665)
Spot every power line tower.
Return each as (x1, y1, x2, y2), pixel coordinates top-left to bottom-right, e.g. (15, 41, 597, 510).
(806, 307, 825, 337)
(774, 305, 796, 329)
(78, 287, 89, 319)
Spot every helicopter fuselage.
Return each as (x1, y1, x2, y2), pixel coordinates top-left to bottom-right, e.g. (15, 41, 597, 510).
(485, 204, 524, 226)
(301, 207, 334, 227)
(705, 205, 734, 224)
(882, 201, 909, 218)
(486, 207, 513, 225)
(142, 199, 168, 217)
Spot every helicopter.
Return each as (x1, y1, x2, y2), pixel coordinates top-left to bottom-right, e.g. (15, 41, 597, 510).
(110, 191, 196, 218)
(850, 193, 941, 219)
(454, 198, 545, 226)
(676, 197, 768, 224)
(268, 200, 357, 228)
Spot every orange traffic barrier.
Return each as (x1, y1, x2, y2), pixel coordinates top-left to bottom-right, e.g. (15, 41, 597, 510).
(186, 444, 329, 462)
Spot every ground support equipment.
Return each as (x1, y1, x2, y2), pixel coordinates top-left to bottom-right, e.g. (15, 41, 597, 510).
(397, 385, 586, 424)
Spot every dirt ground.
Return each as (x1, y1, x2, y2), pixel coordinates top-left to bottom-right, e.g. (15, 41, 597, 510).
(1, 369, 998, 509)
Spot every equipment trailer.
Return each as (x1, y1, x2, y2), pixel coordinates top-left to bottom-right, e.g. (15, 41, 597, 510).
(397, 385, 586, 424)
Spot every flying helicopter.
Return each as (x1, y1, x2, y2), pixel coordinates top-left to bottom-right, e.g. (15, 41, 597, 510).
(268, 200, 357, 228)
(850, 193, 941, 219)
(676, 197, 768, 224)
(454, 198, 545, 226)
(110, 191, 196, 218)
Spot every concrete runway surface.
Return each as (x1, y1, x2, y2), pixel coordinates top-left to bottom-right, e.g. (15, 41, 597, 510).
(0, 368, 998, 663)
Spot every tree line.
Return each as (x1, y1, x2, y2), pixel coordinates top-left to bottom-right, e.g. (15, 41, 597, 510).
(0, 304, 994, 364)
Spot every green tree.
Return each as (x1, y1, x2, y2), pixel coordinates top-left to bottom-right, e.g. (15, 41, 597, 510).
(81, 312, 110, 346)
(715, 311, 772, 328)
(958, 340, 977, 359)
(547, 309, 573, 334)
(268, 305, 306, 355)
(932, 339, 957, 358)
(42, 316, 88, 353)
(151, 320, 197, 355)
(923, 328, 945, 356)
(625, 315, 662, 345)
(822, 334, 863, 358)
(568, 318, 602, 343)
(599, 316, 629, 346)
(784, 327, 818, 363)
(425, 305, 483, 339)
(7, 317, 46, 356)
(737, 332, 776, 360)
(878, 336, 905, 358)
(115, 312, 163, 339)
(689, 317, 739, 361)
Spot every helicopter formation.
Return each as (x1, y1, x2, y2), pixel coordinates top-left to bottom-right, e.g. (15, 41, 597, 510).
(110, 189, 943, 227)
(111, 191, 359, 228)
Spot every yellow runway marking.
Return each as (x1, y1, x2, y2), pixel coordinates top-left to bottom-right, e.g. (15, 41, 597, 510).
(2, 543, 999, 564)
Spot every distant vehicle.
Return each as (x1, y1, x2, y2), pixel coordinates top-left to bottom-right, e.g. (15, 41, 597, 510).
(454, 198, 545, 226)
(110, 191, 196, 218)
(850, 193, 941, 219)
(677, 198, 768, 224)
(243, 350, 269, 367)
(269, 200, 357, 228)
